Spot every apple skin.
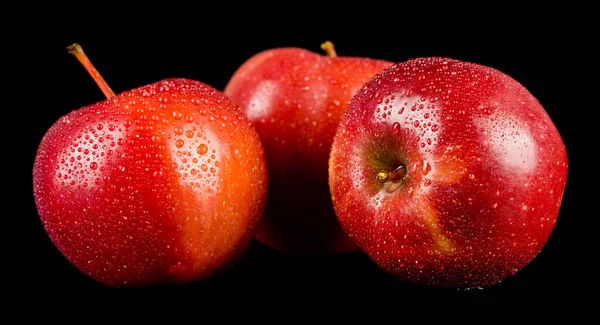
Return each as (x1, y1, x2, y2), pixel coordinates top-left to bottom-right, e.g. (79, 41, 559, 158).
(328, 57, 568, 288)
(33, 78, 268, 287)
(224, 47, 392, 253)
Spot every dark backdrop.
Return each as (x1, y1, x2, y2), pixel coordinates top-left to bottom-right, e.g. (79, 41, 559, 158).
(18, 9, 582, 308)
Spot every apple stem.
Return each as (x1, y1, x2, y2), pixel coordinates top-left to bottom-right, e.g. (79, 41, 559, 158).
(320, 41, 338, 58)
(67, 43, 116, 98)
(377, 165, 407, 193)
(389, 165, 406, 182)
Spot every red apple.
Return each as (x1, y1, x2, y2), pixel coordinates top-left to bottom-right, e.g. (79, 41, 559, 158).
(224, 42, 392, 253)
(33, 44, 268, 287)
(328, 57, 568, 287)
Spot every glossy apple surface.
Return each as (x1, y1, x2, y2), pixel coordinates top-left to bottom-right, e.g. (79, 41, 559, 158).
(33, 78, 268, 287)
(329, 57, 568, 287)
(225, 45, 392, 253)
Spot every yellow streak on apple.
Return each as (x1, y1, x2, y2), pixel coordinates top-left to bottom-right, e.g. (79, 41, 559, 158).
(415, 198, 456, 255)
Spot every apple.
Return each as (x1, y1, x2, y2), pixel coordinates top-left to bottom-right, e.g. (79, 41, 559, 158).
(224, 42, 392, 253)
(328, 57, 568, 288)
(32, 44, 268, 287)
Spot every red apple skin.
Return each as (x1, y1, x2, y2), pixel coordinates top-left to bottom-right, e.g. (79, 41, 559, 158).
(224, 48, 392, 253)
(329, 58, 568, 288)
(33, 78, 268, 287)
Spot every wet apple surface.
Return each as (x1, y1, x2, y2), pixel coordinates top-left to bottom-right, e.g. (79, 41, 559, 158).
(329, 57, 568, 288)
(33, 78, 268, 287)
(225, 44, 392, 253)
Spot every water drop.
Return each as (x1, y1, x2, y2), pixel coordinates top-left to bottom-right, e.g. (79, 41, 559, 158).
(392, 122, 400, 134)
(174, 127, 183, 135)
(173, 111, 183, 120)
(96, 124, 103, 130)
(431, 124, 439, 132)
(197, 144, 208, 155)
(201, 164, 208, 172)
(186, 130, 194, 138)
(90, 162, 98, 170)
(423, 160, 431, 175)
(175, 139, 185, 148)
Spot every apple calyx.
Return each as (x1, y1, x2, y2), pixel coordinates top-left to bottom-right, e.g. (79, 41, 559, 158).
(320, 41, 338, 58)
(67, 43, 116, 98)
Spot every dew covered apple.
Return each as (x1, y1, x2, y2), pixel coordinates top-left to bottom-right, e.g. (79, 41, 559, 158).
(33, 44, 268, 287)
(225, 42, 392, 253)
(328, 57, 568, 288)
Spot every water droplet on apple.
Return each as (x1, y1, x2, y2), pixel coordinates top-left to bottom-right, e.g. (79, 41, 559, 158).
(392, 122, 401, 134)
(431, 124, 439, 132)
(175, 139, 185, 148)
(186, 130, 194, 138)
(90, 162, 98, 170)
(201, 164, 208, 172)
(423, 161, 431, 175)
(197, 144, 208, 155)
(96, 124, 103, 130)
(174, 127, 183, 135)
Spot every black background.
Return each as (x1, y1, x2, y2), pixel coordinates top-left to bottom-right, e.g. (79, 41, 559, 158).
(17, 8, 584, 308)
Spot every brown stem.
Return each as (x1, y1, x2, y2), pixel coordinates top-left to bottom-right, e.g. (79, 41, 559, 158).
(320, 41, 337, 58)
(67, 43, 115, 98)
(388, 165, 406, 182)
